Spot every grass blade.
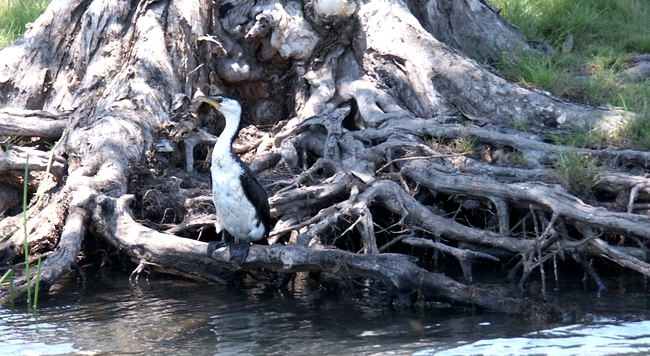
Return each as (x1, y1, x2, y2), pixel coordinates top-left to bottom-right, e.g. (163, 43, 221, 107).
(0, 269, 14, 309)
(23, 153, 31, 308)
(33, 255, 41, 312)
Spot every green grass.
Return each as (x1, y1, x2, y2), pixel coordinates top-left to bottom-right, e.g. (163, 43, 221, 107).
(491, 0, 650, 149)
(0, 269, 14, 309)
(0, 0, 50, 47)
(22, 154, 42, 312)
(0, 131, 65, 310)
(493, 0, 650, 53)
(451, 136, 477, 153)
(553, 150, 607, 198)
(23, 154, 34, 310)
(0, 153, 42, 311)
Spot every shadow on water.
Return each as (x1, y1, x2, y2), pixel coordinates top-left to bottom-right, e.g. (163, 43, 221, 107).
(1, 267, 649, 355)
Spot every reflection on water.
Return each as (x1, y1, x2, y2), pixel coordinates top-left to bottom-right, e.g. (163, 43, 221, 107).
(0, 269, 649, 355)
(429, 320, 650, 355)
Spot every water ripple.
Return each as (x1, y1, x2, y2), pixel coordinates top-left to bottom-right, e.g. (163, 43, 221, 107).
(1, 270, 650, 355)
(426, 320, 650, 356)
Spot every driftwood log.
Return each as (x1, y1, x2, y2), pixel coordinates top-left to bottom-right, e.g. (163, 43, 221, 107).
(1, 0, 649, 314)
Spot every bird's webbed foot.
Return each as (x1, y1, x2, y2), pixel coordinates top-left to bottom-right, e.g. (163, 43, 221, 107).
(208, 230, 234, 257)
(229, 241, 251, 267)
(207, 240, 227, 257)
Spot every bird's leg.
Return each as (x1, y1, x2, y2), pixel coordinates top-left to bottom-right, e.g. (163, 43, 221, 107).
(222, 229, 233, 244)
(229, 235, 252, 267)
(207, 230, 232, 257)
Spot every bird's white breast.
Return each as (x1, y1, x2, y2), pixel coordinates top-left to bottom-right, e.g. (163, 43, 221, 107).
(211, 154, 265, 241)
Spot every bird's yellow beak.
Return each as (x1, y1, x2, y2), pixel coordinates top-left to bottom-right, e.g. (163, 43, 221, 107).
(193, 95, 222, 109)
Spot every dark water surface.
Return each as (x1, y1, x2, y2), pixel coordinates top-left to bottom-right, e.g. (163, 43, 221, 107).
(1, 269, 650, 355)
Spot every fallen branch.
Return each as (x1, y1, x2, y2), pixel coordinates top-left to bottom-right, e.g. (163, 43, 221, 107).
(403, 160, 650, 240)
(89, 193, 524, 312)
(403, 236, 499, 283)
(0, 109, 67, 139)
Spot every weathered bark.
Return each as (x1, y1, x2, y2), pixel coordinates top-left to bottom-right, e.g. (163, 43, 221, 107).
(405, 0, 530, 62)
(1, 0, 649, 314)
(0, 109, 67, 139)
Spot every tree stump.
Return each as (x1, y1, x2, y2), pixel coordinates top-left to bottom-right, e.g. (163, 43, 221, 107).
(1, 0, 649, 315)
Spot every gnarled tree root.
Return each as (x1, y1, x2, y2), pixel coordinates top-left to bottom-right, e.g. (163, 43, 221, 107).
(89, 193, 524, 313)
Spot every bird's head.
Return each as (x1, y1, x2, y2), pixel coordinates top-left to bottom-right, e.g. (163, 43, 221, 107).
(193, 95, 242, 126)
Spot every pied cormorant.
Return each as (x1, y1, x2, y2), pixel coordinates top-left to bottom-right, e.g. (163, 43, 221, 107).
(193, 95, 271, 266)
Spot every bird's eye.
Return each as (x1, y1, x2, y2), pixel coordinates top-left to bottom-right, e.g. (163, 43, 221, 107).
(216, 97, 223, 103)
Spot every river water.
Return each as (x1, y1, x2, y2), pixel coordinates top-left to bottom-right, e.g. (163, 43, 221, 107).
(1, 268, 649, 355)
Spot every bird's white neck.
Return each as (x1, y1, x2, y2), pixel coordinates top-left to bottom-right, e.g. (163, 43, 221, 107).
(213, 105, 242, 160)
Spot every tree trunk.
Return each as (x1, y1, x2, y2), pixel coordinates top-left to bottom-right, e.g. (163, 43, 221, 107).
(0, 0, 648, 314)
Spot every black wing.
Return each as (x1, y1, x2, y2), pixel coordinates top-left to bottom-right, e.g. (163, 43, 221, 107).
(237, 157, 272, 235)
